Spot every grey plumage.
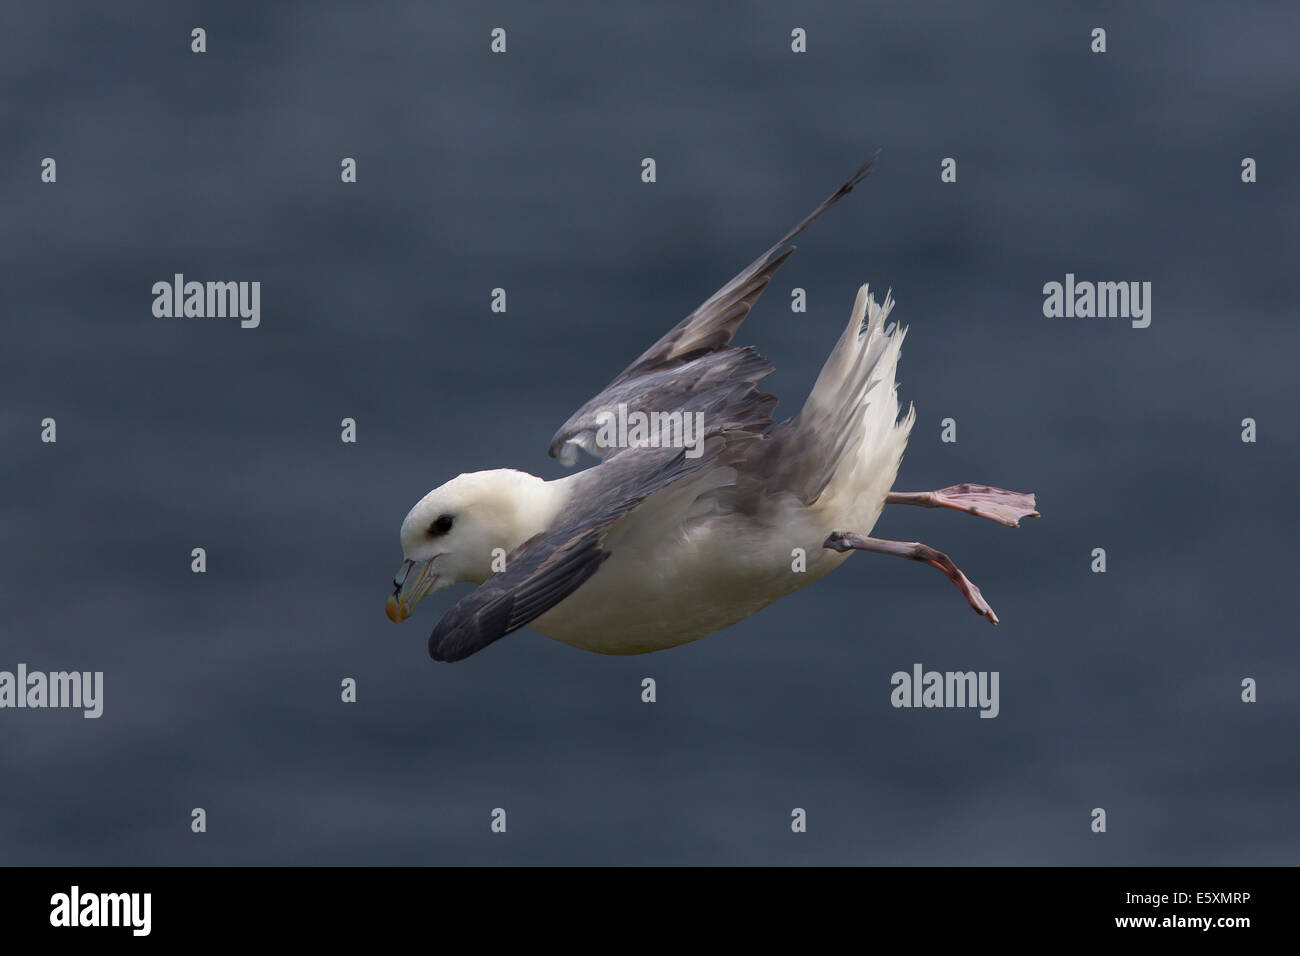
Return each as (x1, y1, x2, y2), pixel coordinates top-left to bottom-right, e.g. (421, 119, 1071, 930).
(549, 155, 876, 465)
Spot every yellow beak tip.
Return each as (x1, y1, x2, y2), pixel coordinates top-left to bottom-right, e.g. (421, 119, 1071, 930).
(385, 595, 403, 623)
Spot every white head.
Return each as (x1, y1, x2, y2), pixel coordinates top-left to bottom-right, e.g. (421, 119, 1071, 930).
(386, 469, 559, 623)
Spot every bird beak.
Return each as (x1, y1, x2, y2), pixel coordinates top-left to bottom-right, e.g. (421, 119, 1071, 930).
(386, 558, 439, 623)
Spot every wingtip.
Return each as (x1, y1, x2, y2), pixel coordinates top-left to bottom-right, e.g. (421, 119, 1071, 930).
(841, 153, 879, 195)
(770, 153, 880, 253)
(428, 634, 461, 663)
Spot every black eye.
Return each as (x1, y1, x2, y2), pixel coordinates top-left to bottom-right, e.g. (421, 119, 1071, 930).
(429, 514, 454, 536)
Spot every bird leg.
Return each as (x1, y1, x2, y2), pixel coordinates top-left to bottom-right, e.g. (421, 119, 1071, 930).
(885, 484, 1039, 528)
(824, 531, 999, 625)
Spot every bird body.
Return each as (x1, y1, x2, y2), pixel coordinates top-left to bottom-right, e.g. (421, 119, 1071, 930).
(387, 160, 1037, 662)
(530, 286, 911, 655)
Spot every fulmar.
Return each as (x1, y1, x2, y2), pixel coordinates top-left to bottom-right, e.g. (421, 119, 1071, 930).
(386, 159, 1039, 661)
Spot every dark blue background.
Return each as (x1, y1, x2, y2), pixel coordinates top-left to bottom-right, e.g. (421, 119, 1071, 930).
(2, 1, 1297, 864)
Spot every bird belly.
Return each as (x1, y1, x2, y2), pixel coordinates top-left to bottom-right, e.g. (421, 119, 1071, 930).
(528, 516, 850, 655)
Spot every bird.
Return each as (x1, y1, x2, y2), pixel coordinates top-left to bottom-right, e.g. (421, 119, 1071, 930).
(386, 159, 1039, 662)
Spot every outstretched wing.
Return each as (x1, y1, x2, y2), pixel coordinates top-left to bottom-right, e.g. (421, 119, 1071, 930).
(549, 156, 876, 465)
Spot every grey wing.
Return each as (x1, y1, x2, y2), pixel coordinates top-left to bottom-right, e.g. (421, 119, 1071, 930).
(429, 432, 764, 662)
(426, 524, 611, 662)
(549, 157, 876, 465)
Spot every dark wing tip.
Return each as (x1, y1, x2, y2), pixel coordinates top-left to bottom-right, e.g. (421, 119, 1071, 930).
(427, 535, 612, 662)
(769, 153, 879, 252)
(428, 594, 514, 662)
(840, 153, 879, 197)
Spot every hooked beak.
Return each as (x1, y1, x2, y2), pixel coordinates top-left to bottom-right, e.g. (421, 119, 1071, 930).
(386, 557, 439, 623)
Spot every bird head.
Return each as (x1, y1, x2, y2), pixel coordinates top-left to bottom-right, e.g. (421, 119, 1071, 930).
(386, 469, 555, 623)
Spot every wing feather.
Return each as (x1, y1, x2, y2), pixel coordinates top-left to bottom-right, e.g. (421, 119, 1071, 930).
(549, 157, 876, 465)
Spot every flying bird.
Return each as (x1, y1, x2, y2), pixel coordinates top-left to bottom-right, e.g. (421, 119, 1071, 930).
(387, 159, 1039, 662)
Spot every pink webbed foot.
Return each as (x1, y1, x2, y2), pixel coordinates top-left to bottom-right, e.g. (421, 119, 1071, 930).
(886, 484, 1039, 528)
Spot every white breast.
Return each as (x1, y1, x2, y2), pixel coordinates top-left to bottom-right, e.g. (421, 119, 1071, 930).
(529, 505, 850, 655)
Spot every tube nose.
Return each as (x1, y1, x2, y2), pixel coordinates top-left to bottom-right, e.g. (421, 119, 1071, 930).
(387, 558, 436, 623)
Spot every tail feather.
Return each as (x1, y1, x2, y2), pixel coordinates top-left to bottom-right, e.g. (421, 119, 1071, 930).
(748, 285, 913, 519)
